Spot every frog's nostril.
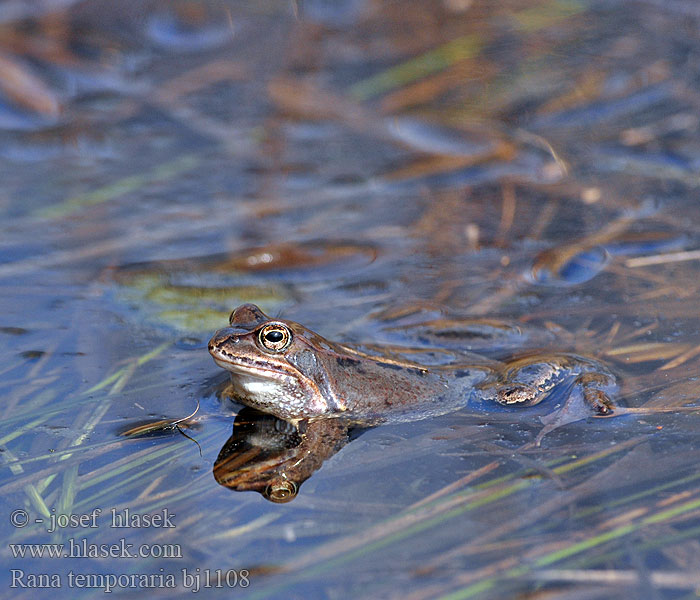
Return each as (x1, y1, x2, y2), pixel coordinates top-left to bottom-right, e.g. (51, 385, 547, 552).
(208, 334, 239, 352)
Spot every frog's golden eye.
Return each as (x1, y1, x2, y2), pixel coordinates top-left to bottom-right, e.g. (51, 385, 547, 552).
(258, 323, 292, 352)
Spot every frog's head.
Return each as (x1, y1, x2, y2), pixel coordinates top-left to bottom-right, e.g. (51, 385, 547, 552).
(208, 304, 344, 422)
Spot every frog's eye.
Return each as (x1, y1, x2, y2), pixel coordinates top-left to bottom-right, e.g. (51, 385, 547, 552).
(258, 323, 292, 352)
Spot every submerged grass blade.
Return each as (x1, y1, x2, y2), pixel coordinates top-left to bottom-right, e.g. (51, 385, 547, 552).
(349, 34, 484, 101)
(0, 410, 55, 446)
(74, 436, 218, 514)
(7, 340, 172, 527)
(51, 401, 113, 530)
(433, 489, 700, 599)
(54, 465, 79, 540)
(83, 341, 171, 395)
(37, 155, 200, 219)
(24, 484, 51, 519)
(511, 0, 585, 32)
(76, 442, 186, 494)
(247, 439, 641, 599)
(205, 513, 281, 542)
(74, 448, 186, 511)
(1, 447, 51, 518)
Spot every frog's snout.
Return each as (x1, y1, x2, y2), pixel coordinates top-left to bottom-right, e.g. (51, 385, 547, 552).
(208, 327, 240, 357)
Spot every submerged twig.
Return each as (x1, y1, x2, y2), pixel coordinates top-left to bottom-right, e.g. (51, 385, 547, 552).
(626, 248, 700, 268)
(530, 568, 700, 589)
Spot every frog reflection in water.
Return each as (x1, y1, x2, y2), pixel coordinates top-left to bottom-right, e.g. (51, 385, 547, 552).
(209, 304, 616, 502)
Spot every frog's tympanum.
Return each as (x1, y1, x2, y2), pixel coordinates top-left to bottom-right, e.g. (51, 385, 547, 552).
(208, 304, 617, 501)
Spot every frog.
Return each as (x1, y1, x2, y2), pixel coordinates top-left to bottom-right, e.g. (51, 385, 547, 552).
(208, 303, 616, 428)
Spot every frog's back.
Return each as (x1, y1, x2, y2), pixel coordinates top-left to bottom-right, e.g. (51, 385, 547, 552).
(313, 345, 488, 425)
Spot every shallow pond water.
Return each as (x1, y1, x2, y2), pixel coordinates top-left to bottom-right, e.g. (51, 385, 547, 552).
(2, 1, 700, 598)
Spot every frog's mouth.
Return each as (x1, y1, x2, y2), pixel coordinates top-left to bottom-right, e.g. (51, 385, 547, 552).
(210, 353, 292, 381)
(207, 330, 291, 380)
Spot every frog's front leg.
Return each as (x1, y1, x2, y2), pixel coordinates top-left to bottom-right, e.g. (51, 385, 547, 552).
(476, 353, 617, 416)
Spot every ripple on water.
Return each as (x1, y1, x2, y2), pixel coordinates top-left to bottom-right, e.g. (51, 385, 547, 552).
(145, 8, 235, 51)
(106, 240, 380, 333)
(529, 230, 690, 286)
(385, 117, 498, 158)
(529, 245, 610, 286)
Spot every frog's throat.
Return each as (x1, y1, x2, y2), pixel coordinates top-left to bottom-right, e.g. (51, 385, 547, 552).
(213, 355, 346, 417)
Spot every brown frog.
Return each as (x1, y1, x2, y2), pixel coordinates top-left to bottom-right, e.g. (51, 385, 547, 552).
(208, 304, 616, 427)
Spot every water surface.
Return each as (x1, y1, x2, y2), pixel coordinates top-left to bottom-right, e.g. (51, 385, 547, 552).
(2, 1, 700, 598)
